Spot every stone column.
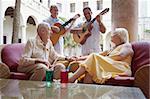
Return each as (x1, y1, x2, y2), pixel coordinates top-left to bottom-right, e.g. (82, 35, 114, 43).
(112, 0, 138, 42)
(0, 0, 3, 44)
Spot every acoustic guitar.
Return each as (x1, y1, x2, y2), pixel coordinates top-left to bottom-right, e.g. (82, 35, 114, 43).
(71, 8, 109, 45)
(50, 14, 80, 45)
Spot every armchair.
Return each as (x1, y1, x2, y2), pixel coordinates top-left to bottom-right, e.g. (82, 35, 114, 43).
(105, 41, 150, 86)
(0, 43, 30, 80)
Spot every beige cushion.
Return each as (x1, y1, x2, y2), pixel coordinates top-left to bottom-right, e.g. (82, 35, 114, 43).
(0, 62, 10, 78)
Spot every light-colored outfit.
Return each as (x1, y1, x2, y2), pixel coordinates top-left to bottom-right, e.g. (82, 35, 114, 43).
(80, 20, 102, 55)
(18, 36, 65, 80)
(80, 45, 132, 84)
(43, 16, 64, 55)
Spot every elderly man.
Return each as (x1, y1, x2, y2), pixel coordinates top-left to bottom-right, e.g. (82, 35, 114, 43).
(18, 23, 73, 81)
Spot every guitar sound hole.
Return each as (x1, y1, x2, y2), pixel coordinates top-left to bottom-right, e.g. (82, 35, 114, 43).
(82, 27, 87, 32)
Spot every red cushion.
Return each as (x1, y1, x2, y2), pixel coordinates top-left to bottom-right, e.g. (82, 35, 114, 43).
(1, 43, 25, 72)
(10, 72, 30, 80)
(105, 77, 134, 86)
(131, 42, 150, 75)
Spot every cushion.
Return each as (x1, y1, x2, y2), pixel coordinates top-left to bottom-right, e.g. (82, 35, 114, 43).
(131, 42, 150, 75)
(1, 43, 25, 72)
(105, 77, 134, 86)
(0, 62, 10, 78)
(10, 72, 30, 80)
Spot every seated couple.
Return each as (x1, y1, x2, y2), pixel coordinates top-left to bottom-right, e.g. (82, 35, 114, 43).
(68, 28, 134, 84)
(18, 22, 133, 84)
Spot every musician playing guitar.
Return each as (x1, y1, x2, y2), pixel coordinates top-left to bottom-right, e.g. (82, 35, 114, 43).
(43, 5, 79, 55)
(71, 7, 107, 55)
(43, 5, 64, 55)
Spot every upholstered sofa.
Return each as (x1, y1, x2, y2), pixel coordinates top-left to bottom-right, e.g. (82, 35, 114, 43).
(0, 42, 149, 97)
(105, 41, 150, 86)
(106, 41, 150, 98)
(0, 42, 149, 80)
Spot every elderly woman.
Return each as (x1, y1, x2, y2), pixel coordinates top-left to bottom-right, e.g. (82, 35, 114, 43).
(69, 28, 134, 84)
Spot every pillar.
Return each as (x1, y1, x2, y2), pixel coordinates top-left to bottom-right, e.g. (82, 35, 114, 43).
(112, 0, 138, 42)
(0, 0, 3, 44)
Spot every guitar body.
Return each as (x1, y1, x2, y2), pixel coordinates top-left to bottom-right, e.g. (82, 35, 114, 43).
(73, 30, 91, 45)
(50, 14, 80, 45)
(72, 8, 109, 45)
(53, 23, 66, 35)
(50, 23, 66, 45)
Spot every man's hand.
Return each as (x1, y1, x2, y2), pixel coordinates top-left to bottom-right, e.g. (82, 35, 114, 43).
(96, 15, 102, 25)
(49, 65, 55, 70)
(65, 56, 87, 61)
(65, 56, 77, 62)
(76, 56, 87, 61)
(35, 59, 50, 67)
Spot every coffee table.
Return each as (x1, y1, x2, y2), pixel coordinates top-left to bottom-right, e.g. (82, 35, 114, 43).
(0, 79, 146, 99)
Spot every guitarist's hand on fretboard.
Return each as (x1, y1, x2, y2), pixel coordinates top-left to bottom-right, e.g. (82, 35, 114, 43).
(51, 26, 60, 33)
(87, 23, 93, 32)
(96, 15, 102, 25)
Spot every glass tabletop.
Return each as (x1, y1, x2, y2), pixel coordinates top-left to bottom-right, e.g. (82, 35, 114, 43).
(0, 79, 146, 99)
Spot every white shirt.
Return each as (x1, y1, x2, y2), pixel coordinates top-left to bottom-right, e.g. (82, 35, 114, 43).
(81, 20, 102, 55)
(19, 36, 65, 67)
(43, 16, 64, 55)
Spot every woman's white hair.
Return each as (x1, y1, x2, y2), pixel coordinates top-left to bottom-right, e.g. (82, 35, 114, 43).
(112, 28, 129, 43)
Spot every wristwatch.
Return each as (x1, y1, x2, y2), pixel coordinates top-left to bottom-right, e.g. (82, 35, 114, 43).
(65, 56, 68, 60)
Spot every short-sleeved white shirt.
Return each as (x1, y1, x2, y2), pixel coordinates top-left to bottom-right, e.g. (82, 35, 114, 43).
(43, 16, 64, 55)
(81, 20, 102, 55)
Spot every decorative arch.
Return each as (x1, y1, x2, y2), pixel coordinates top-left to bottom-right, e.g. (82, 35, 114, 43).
(5, 7, 14, 17)
(26, 16, 38, 40)
(27, 16, 36, 26)
(3, 7, 14, 44)
(26, 15, 38, 26)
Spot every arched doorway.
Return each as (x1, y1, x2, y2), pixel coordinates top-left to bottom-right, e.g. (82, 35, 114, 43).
(26, 16, 37, 40)
(3, 7, 14, 44)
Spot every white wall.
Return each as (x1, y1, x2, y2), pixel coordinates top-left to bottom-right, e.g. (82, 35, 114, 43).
(1, 0, 50, 44)
(26, 24, 37, 40)
(148, 0, 150, 17)
(0, 0, 3, 44)
(139, 0, 147, 17)
(3, 16, 13, 44)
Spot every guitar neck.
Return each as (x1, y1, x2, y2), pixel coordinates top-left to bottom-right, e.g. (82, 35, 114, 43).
(90, 18, 96, 24)
(90, 8, 109, 24)
(90, 12, 103, 24)
(62, 18, 74, 27)
(90, 13, 102, 24)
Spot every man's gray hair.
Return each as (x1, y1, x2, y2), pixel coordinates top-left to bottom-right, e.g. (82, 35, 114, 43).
(37, 22, 50, 33)
(112, 28, 129, 43)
